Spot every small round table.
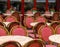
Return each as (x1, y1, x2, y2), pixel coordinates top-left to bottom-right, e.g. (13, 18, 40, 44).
(30, 22, 39, 27)
(0, 35, 33, 46)
(25, 14, 34, 16)
(46, 23, 51, 26)
(3, 22, 11, 26)
(3, 13, 12, 16)
(42, 14, 53, 16)
(49, 34, 60, 43)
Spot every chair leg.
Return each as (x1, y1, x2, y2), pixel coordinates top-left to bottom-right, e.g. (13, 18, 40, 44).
(57, 44, 60, 47)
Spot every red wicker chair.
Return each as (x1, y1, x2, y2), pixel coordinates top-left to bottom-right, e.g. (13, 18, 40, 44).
(38, 25, 55, 44)
(10, 25, 28, 36)
(12, 11, 20, 21)
(2, 41, 22, 47)
(0, 25, 8, 36)
(24, 16, 34, 29)
(24, 40, 45, 47)
(7, 22, 20, 31)
(51, 22, 60, 29)
(4, 16, 18, 22)
(35, 16, 47, 23)
(55, 25, 60, 34)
